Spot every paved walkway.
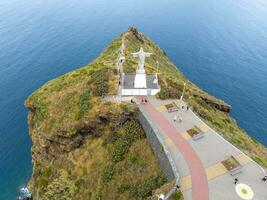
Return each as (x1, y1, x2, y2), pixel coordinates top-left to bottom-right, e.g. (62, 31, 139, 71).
(138, 97, 209, 200)
(113, 35, 266, 199)
(116, 35, 125, 97)
(138, 97, 267, 200)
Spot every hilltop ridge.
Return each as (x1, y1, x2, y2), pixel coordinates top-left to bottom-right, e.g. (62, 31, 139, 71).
(25, 27, 267, 200)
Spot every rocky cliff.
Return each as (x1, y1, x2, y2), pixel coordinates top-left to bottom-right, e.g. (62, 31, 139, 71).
(193, 92, 231, 113)
(25, 30, 170, 200)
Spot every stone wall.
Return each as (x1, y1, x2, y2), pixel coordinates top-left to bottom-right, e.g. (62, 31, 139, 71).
(138, 107, 179, 182)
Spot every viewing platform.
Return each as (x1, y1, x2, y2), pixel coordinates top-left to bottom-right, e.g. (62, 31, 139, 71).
(138, 97, 267, 200)
(114, 32, 267, 199)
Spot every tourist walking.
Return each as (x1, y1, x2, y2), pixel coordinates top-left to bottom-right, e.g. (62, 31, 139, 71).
(234, 178, 238, 184)
(173, 115, 177, 122)
(262, 175, 267, 182)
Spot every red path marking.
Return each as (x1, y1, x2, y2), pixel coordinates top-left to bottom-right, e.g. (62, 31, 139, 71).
(139, 100, 209, 200)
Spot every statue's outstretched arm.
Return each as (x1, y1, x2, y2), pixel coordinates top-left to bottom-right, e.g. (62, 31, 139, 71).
(131, 53, 139, 57)
(144, 52, 152, 57)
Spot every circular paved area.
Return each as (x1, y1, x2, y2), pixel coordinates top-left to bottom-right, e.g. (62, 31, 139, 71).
(235, 183, 254, 200)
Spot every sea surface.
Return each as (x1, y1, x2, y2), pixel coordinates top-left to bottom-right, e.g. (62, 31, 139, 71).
(1, 0, 267, 199)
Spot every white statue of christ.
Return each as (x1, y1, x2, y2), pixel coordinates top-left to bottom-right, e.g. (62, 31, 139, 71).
(132, 47, 152, 74)
(131, 48, 152, 88)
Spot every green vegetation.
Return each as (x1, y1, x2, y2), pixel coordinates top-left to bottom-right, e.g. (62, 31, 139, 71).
(96, 120, 167, 199)
(26, 28, 266, 200)
(75, 89, 92, 120)
(101, 164, 114, 183)
(222, 156, 241, 170)
(187, 126, 201, 137)
(172, 191, 183, 200)
(25, 58, 118, 137)
(110, 120, 145, 163)
(26, 30, 170, 200)
(122, 29, 267, 168)
(131, 175, 167, 198)
(157, 77, 183, 99)
(89, 68, 110, 96)
(29, 113, 166, 199)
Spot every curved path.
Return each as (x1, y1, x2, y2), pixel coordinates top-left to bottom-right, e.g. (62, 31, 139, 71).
(139, 100, 209, 200)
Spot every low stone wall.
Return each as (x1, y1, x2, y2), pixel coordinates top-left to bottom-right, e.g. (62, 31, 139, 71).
(138, 107, 179, 182)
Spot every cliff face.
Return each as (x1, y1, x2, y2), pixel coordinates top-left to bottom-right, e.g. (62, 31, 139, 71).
(193, 92, 231, 113)
(25, 31, 168, 200)
(25, 28, 267, 200)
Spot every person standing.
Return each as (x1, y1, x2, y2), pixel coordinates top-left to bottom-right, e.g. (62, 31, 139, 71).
(173, 115, 177, 122)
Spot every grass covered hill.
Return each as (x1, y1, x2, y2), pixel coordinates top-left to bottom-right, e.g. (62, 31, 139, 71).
(25, 27, 266, 200)
(25, 30, 170, 200)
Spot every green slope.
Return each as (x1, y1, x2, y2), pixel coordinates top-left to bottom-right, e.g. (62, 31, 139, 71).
(25, 27, 266, 200)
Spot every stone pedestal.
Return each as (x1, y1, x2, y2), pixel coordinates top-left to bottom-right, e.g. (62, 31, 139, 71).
(134, 73, 147, 88)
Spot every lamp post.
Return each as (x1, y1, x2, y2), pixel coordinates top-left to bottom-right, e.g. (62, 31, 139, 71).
(156, 61, 159, 79)
(180, 81, 187, 100)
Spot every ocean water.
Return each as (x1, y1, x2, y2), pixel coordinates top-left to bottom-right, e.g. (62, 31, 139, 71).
(0, 0, 267, 199)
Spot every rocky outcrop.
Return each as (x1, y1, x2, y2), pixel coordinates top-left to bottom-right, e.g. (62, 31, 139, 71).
(128, 27, 144, 43)
(27, 107, 137, 166)
(194, 92, 231, 113)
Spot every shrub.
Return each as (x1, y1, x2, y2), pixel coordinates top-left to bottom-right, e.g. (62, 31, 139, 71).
(90, 69, 109, 96)
(65, 127, 77, 137)
(123, 120, 145, 142)
(41, 170, 78, 200)
(157, 85, 182, 100)
(253, 156, 267, 167)
(129, 153, 139, 165)
(75, 178, 85, 188)
(117, 184, 130, 194)
(82, 166, 88, 175)
(111, 140, 129, 163)
(28, 93, 47, 124)
(160, 145, 164, 153)
(102, 131, 118, 146)
(42, 166, 52, 178)
(172, 191, 182, 200)
(130, 175, 167, 198)
(95, 186, 103, 200)
(34, 103, 47, 124)
(157, 78, 183, 99)
(119, 103, 129, 111)
(111, 120, 145, 163)
(75, 89, 92, 120)
(38, 178, 48, 189)
(101, 164, 114, 183)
